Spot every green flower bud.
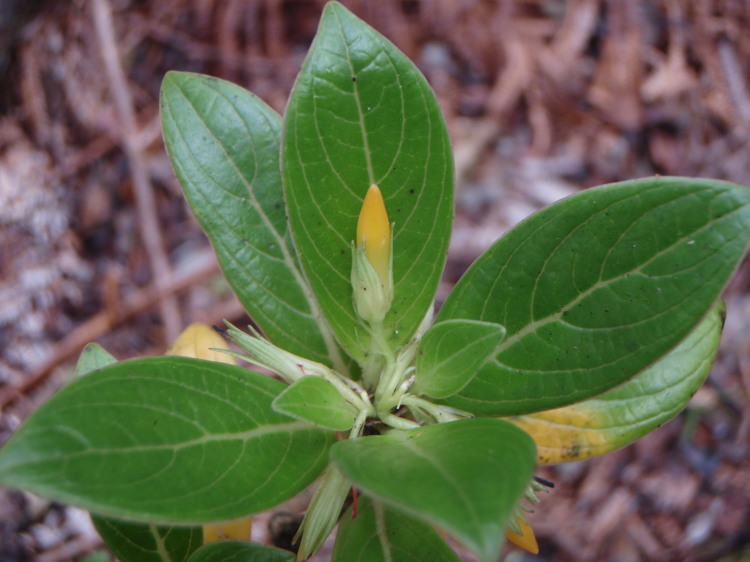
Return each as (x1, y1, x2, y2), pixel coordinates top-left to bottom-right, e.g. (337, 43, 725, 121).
(225, 322, 330, 384)
(295, 466, 350, 560)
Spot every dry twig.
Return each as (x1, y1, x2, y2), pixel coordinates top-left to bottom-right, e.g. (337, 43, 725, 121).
(90, 0, 182, 343)
(0, 251, 220, 411)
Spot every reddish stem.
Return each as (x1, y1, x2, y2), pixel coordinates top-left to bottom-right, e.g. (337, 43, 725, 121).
(352, 486, 359, 519)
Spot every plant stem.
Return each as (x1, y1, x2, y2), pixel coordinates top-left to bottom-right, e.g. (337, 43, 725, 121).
(349, 409, 368, 439)
(401, 395, 473, 424)
(380, 412, 419, 430)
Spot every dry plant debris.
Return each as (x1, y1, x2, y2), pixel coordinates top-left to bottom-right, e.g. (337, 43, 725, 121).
(1, 1, 749, 560)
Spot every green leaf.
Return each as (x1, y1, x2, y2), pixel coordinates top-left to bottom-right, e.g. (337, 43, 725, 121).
(78, 348, 204, 562)
(509, 302, 724, 464)
(330, 419, 536, 562)
(414, 320, 506, 399)
(332, 496, 459, 562)
(187, 541, 294, 562)
(91, 514, 202, 562)
(0, 357, 335, 523)
(272, 376, 357, 431)
(438, 177, 750, 415)
(283, 2, 453, 360)
(160, 71, 350, 375)
(74, 343, 117, 377)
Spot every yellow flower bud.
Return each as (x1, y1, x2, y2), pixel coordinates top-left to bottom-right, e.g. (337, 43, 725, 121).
(352, 184, 393, 323)
(357, 184, 391, 287)
(505, 516, 539, 555)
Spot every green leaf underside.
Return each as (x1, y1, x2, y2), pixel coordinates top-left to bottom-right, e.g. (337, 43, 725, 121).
(91, 514, 202, 562)
(438, 177, 750, 416)
(333, 497, 459, 562)
(415, 320, 506, 399)
(272, 376, 356, 431)
(330, 418, 535, 562)
(283, 2, 453, 360)
(187, 541, 294, 562)
(74, 343, 117, 377)
(160, 71, 349, 375)
(0, 357, 334, 523)
(510, 302, 724, 464)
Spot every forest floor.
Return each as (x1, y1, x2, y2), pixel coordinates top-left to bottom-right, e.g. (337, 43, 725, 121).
(1, 1, 750, 560)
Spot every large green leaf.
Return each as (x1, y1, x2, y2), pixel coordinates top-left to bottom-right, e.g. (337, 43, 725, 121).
(414, 320, 506, 399)
(509, 302, 724, 464)
(332, 497, 459, 562)
(0, 357, 334, 522)
(160, 72, 349, 375)
(74, 344, 203, 561)
(330, 419, 535, 562)
(438, 177, 750, 415)
(91, 514, 202, 562)
(283, 2, 453, 360)
(187, 541, 294, 562)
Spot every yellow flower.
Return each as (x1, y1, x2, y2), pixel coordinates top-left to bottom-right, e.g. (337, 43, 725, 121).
(357, 184, 391, 286)
(166, 322, 235, 365)
(352, 184, 393, 323)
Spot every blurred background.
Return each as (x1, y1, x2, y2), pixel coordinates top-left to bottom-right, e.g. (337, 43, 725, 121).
(1, 0, 750, 560)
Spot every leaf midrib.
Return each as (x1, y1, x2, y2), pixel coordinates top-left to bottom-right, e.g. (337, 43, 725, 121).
(167, 75, 347, 373)
(10, 421, 313, 464)
(492, 192, 749, 358)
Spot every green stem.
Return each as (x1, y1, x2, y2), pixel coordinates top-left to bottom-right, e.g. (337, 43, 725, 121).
(349, 409, 368, 439)
(370, 323, 398, 400)
(380, 412, 419, 430)
(318, 368, 373, 415)
(361, 320, 394, 391)
(401, 395, 473, 424)
(333, 372, 374, 413)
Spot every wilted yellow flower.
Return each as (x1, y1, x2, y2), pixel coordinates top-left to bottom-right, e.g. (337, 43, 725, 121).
(202, 518, 252, 544)
(505, 516, 539, 555)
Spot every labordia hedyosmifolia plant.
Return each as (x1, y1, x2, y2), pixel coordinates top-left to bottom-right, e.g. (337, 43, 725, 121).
(1, 3, 750, 561)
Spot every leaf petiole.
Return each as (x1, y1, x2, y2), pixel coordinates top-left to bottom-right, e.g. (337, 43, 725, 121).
(401, 395, 473, 424)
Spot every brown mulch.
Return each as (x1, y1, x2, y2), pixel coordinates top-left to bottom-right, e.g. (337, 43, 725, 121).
(1, 1, 750, 560)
